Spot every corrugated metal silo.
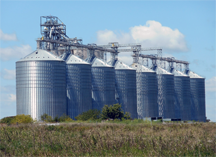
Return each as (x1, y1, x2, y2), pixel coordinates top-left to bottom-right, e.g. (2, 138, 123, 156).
(131, 63, 158, 119)
(16, 49, 67, 120)
(113, 61, 137, 119)
(185, 70, 206, 122)
(91, 58, 116, 111)
(66, 54, 92, 119)
(152, 66, 175, 119)
(171, 69, 191, 121)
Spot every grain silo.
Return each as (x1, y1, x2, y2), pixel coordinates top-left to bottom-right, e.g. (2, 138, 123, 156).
(185, 70, 206, 122)
(131, 63, 158, 119)
(16, 49, 67, 120)
(66, 54, 92, 119)
(112, 60, 137, 119)
(152, 66, 175, 119)
(170, 69, 191, 121)
(91, 58, 116, 111)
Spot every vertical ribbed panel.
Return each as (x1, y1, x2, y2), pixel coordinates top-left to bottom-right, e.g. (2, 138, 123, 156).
(91, 67, 116, 111)
(157, 74, 175, 119)
(190, 78, 206, 122)
(115, 70, 137, 119)
(137, 72, 158, 119)
(66, 64, 92, 119)
(174, 76, 191, 120)
(16, 61, 67, 120)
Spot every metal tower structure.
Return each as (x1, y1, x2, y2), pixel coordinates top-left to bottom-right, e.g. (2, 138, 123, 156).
(138, 55, 189, 118)
(37, 16, 118, 57)
(117, 47, 162, 118)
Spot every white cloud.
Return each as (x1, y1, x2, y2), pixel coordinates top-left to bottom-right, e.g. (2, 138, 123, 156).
(0, 29, 17, 41)
(8, 94, 16, 102)
(0, 85, 16, 93)
(0, 69, 16, 80)
(206, 76, 216, 92)
(97, 30, 134, 45)
(0, 93, 16, 106)
(0, 44, 32, 61)
(97, 21, 188, 52)
(118, 55, 133, 65)
(0, 85, 16, 106)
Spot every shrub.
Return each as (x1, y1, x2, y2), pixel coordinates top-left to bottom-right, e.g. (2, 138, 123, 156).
(10, 114, 33, 124)
(101, 103, 131, 120)
(59, 114, 73, 122)
(75, 109, 100, 121)
(41, 113, 53, 122)
(0, 116, 16, 124)
(41, 113, 73, 122)
(124, 112, 131, 120)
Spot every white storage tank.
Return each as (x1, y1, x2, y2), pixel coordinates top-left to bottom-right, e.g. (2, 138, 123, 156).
(66, 54, 92, 119)
(171, 69, 191, 121)
(132, 63, 158, 119)
(152, 66, 175, 119)
(114, 61, 137, 119)
(185, 70, 206, 122)
(16, 49, 67, 120)
(91, 58, 116, 111)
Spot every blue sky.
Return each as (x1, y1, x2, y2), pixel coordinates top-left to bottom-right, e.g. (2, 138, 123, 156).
(0, 1, 215, 121)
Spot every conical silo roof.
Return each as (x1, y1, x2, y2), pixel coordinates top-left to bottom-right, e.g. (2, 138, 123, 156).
(154, 66, 173, 75)
(66, 54, 90, 64)
(131, 63, 155, 72)
(91, 58, 112, 67)
(108, 60, 135, 70)
(171, 69, 188, 77)
(115, 61, 134, 70)
(186, 70, 204, 78)
(17, 49, 63, 62)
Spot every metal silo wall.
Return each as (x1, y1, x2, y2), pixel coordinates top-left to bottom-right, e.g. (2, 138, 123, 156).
(16, 61, 67, 120)
(157, 74, 175, 119)
(115, 70, 137, 119)
(190, 78, 206, 122)
(174, 76, 191, 121)
(137, 72, 158, 119)
(66, 64, 92, 119)
(91, 67, 116, 111)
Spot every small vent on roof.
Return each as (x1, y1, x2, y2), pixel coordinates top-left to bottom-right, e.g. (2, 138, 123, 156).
(36, 52, 38, 54)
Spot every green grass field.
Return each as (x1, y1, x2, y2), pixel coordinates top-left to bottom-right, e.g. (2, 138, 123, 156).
(0, 121, 215, 156)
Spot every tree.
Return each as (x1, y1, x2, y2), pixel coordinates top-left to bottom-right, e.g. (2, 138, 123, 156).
(59, 114, 73, 122)
(101, 103, 126, 120)
(75, 109, 100, 121)
(41, 113, 53, 122)
(11, 114, 33, 124)
(124, 112, 131, 120)
(0, 116, 16, 124)
(41, 113, 73, 122)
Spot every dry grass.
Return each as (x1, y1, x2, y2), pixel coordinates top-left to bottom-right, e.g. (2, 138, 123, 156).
(0, 122, 215, 156)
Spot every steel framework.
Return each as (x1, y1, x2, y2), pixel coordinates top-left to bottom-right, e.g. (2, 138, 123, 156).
(30, 15, 204, 121)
